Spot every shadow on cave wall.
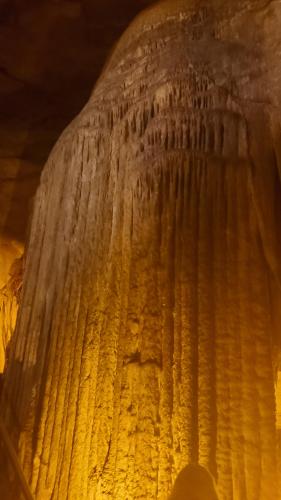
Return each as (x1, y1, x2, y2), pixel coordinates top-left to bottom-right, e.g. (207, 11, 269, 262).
(170, 464, 219, 500)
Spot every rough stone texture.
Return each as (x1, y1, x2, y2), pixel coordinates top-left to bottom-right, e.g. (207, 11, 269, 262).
(1, 1, 281, 499)
(0, 256, 23, 372)
(0, 0, 154, 390)
(0, 440, 22, 500)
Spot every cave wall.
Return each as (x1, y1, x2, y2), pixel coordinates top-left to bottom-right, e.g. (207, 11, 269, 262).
(1, 0, 281, 499)
(0, 0, 155, 367)
(0, 256, 22, 373)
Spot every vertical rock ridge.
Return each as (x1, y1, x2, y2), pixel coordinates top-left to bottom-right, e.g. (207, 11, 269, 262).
(1, 2, 280, 499)
(0, 257, 23, 373)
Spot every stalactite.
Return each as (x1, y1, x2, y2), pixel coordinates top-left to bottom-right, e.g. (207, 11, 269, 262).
(1, 1, 280, 499)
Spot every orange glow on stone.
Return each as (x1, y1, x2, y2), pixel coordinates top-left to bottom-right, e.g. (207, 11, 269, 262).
(276, 371, 281, 431)
(0, 1, 281, 499)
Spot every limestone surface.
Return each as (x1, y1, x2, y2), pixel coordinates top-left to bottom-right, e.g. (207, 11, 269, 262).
(1, 1, 281, 499)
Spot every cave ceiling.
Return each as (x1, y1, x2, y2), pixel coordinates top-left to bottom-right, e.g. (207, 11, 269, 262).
(0, 0, 154, 249)
(1, 0, 281, 251)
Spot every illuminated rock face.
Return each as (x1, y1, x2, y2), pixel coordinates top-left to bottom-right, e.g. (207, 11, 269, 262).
(0, 159, 34, 371)
(1, 1, 281, 499)
(0, 256, 23, 373)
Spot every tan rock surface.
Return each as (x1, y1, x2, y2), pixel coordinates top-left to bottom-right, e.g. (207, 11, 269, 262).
(0, 256, 23, 372)
(0, 0, 154, 389)
(1, 1, 281, 499)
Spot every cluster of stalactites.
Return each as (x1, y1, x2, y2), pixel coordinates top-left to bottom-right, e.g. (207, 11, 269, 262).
(0, 6, 280, 500)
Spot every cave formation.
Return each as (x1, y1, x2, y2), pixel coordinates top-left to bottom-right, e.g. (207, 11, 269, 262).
(0, 0, 281, 499)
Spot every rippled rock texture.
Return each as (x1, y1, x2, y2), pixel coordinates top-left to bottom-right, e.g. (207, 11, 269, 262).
(0, 0, 153, 360)
(1, 1, 281, 499)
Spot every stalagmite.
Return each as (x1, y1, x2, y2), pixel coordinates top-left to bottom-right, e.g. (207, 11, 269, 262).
(1, 1, 281, 499)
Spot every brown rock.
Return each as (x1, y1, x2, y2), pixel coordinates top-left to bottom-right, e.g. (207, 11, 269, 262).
(0, 255, 23, 372)
(1, 1, 281, 499)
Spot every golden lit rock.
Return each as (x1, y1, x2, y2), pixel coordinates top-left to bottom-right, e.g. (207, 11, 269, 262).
(1, 1, 281, 499)
(0, 242, 23, 373)
(276, 370, 281, 431)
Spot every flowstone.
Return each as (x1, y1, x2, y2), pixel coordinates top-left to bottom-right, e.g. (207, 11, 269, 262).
(1, 1, 281, 499)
